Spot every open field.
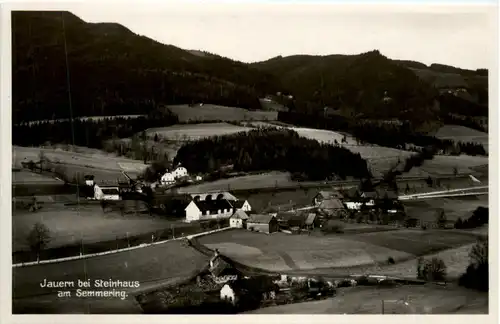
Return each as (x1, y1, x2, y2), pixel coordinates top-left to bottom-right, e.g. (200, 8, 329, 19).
(177, 171, 295, 193)
(403, 194, 488, 222)
(12, 170, 63, 185)
(434, 124, 488, 148)
(367, 242, 478, 279)
(248, 284, 488, 314)
(12, 204, 185, 252)
(146, 122, 251, 141)
(247, 122, 488, 177)
(198, 228, 478, 273)
(166, 104, 278, 122)
(13, 145, 147, 173)
(12, 240, 210, 299)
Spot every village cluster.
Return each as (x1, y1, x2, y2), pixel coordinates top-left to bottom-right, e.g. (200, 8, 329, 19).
(81, 162, 404, 232)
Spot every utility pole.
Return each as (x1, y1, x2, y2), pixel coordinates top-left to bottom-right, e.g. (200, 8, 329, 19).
(382, 300, 385, 314)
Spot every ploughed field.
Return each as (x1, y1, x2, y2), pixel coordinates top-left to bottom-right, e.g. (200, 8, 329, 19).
(197, 229, 479, 275)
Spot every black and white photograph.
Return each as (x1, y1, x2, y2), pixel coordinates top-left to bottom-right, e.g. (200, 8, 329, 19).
(3, 0, 497, 318)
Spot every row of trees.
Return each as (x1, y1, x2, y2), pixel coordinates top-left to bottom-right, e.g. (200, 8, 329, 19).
(455, 207, 488, 229)
(12, 111, 178, 150)
(174, 128, 370, 181)
(277, 111, 487, 156)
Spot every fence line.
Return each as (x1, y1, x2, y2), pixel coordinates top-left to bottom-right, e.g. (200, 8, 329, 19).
(12, 227, 232, 268)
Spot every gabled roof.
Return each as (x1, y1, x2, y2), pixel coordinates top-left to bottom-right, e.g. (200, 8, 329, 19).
(319, 198, 345, 210)
(361, 191, 378, 199)
(248, 214, 276, 224)
(191, 192, 238, 201)
(210, 255, 231, 277)
(316, 191, 343, 199)
(230, 200, 247, 209)
(305, 213, 317, 225)
(231, 210, 249, 220)
(187, 199, 233, 213)
(345, 187, 361, 199)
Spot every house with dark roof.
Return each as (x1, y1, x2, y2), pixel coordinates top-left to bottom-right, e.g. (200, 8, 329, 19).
(185, 199, 234, 222)
(313, 191, 344, 206)
(276, 212, 306, 229)
(247, 214, 279, 234)
(318, 198, 347, 218)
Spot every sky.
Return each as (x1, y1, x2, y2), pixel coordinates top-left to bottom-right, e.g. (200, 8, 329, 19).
(11, 2, 499, 70)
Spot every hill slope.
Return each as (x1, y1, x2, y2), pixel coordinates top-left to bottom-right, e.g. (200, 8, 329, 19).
(252, 52, 488, 120)
(12, 11, 281, 122)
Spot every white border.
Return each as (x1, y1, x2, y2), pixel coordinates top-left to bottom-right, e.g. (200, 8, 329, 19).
(1, 1, 499, 324)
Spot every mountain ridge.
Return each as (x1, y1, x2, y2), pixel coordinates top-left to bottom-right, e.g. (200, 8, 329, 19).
(12, 11, 488, 124)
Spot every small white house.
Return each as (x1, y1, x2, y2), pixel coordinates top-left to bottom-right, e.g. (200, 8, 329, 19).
(220, 284, 238, 305)
(229, 210, 249, 228)
(173, 166, 188, 179)
(160, 172, 175, 185)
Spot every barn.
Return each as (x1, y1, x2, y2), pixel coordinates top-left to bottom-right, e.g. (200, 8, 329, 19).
(247, 214, 279, 234)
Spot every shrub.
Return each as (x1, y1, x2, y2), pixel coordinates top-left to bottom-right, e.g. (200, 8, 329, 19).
(418, 257, 447, 281)
(387, 257, 395, 264)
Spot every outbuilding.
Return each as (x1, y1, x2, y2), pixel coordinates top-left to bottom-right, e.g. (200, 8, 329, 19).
(247, 214, 279, 234)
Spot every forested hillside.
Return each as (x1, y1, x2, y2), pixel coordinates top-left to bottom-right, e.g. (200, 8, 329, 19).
(12, 11, 282, 122)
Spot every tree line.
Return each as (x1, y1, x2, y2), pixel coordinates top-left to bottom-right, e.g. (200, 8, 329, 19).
(174, 128, 370, 181)
(12, 111, 178, 150)
(277, 111, 487, 156)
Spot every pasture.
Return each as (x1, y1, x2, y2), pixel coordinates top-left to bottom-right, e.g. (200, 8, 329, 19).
(12, 240, 210, 299)
(13, 146, 147, 173)
(368, 243, 477, 279)
(12, 170, 63, 185)
(403, 194, 488, 223)
(177, 171, 295, 193)
(13, 146, 147, 185)
(248, 284, 488, 314)
(166, 104, 278, 123)
(434, 124, 488, 148)
(146, 122, 251, 141)
(12, 204, 183, 252)
(198, 228, 479, 273)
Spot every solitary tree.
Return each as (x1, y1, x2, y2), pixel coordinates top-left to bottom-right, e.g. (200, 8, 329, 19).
(27, 222, 51, 262)
(436, 209, 447, 229)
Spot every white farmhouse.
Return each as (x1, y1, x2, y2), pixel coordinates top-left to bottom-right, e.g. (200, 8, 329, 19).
(220, 284, 238, 305)
(185, 199, 234, 222)
(229, 210, 249, 228)
(173, 166, 188, 179)
(160, 166, 189, 185)
(160, 172, 175, 185)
